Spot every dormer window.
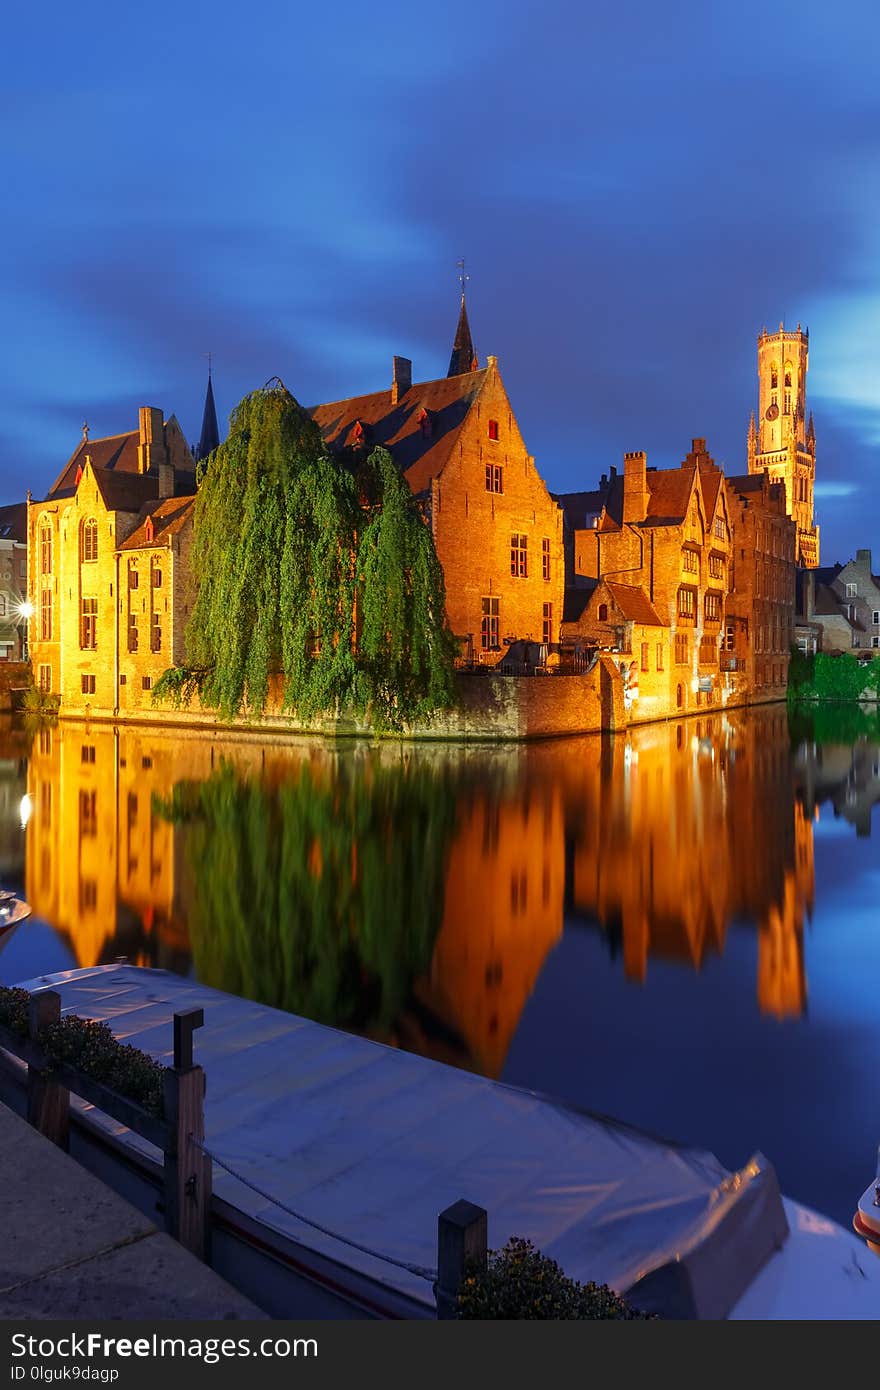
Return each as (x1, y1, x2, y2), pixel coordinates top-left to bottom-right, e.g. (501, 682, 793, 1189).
(418, 408, 432, 438)
(350, 420, 366, 447)
(144, 516, 154, 543)
(488, 419, 499, 441)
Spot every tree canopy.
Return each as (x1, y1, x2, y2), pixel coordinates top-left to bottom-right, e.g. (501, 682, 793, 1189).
(153, 382, 458, 730)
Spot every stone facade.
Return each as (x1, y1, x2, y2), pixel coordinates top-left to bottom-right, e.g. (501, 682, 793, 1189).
(797, 550, 880, 654)
(0, 504, 28, 661)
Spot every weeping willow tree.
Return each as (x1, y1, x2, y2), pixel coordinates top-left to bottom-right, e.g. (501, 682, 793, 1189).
(153, 382, 457, 730)
(155, 757, 459, 1034)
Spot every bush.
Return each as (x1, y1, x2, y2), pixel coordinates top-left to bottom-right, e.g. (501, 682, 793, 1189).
(0, 985, 166, 1116)
(456, 1237, 654, 1320)
(788, 649, 880, 702)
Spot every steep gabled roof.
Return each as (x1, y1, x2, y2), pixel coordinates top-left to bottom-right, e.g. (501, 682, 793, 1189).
(119, 495, 197, 550)
(195, 372, 220, 462)
(51, 431, 140, 495)
(562, 584, 597, 624)
(605, 581, 664, 626)
(643, 466, 698, 527)
(309, 370, 488, 495)
(0, 502, 27, 542)
(557, 463, 699, 534)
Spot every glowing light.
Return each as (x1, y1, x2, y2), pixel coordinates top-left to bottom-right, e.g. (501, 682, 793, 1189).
(19, 794, 31, 829)
(17, 601, 34, 620)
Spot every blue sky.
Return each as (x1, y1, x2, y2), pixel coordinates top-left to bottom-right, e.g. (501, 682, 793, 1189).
(3, 0, 879, 561)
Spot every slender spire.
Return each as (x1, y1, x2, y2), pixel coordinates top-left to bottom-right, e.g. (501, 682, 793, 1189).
(195, 359, 220, 462)
(447, 259, 478, 377)
(747, 410, 757, 470)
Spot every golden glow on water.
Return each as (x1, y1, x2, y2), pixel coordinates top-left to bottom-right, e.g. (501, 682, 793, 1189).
(18, 706, 822, 1076)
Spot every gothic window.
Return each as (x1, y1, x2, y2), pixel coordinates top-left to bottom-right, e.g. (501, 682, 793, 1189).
(770, 364, 778, 389)
(81, 518, 98, 563)
(39, 520, 52, 575)
(598, 603, 608, 622)
(784, 367, 792, 388)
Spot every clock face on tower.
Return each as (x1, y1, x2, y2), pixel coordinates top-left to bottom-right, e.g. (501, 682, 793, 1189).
(765, 403, 779, 421)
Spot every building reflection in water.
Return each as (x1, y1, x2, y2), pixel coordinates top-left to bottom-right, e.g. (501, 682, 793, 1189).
(23, 707, 825, 1077)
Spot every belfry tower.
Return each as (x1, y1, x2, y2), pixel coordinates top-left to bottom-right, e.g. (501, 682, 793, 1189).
(748, 322, 819, 567)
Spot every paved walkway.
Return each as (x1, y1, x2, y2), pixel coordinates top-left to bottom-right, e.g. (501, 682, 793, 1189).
(0, 1101, 266, 1318)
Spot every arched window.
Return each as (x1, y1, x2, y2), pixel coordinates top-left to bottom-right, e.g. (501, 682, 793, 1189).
(598, 602, 608, 622)
(784, 370, 792, 388)
(39, 519, 52, 575)
(81, 518, 98, 563)
(770, 363, 778, 390)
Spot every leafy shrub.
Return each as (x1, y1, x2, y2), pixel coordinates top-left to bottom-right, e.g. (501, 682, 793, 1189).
(20, 684, 59, 716)
(456, 1237, 654, 1320)
(789, 650, 880, 702)
(0, 985, 166, 1116)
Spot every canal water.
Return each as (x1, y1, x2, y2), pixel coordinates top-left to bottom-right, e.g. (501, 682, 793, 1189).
(0, 703, 877, 1228)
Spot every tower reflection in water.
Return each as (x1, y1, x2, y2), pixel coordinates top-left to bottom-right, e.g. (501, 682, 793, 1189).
(22, 706, 834, 1078)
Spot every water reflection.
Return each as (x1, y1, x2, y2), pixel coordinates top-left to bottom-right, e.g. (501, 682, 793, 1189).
(13, 706, 876, 1071)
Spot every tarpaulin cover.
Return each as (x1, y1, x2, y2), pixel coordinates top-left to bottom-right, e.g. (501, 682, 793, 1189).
(16, 965, 788, 1317)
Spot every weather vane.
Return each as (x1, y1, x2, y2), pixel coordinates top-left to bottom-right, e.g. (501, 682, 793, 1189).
(457, 257, 469, 296)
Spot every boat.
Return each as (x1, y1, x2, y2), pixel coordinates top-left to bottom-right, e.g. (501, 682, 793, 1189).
(853, 1165, 880, 1255)
(0, 893, 31, 946)
(2, 963, 879, 1320)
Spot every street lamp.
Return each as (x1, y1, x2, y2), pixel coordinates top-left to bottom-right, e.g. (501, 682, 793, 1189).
(17, 600, 34, 621)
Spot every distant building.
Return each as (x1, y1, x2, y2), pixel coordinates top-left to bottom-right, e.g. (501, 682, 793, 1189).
(310, 298, 565, 662)
(748, 323, 819, 568)
(724, 471, 797, 702)
(796, 549, 880, 654)
(0, 503, 28, 661)
(557, 440, 733, 720)
(27, 406, 197, 711)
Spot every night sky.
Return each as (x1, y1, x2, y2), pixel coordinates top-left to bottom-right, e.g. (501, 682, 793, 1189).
(4, 1, 879, 562)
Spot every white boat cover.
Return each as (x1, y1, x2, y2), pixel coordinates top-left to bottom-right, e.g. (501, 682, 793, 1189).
(15, 964, 789, 1318)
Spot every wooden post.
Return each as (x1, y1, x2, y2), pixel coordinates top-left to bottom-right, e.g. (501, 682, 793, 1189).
(27, 990, 69, 1150)
(436, 1199, 487, 1319)
(163, 1008, 211, 1262)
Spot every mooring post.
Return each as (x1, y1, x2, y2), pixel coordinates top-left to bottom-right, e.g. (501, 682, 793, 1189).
(436, 1199, 488, 1319)
(163, 1007, 211, 1262)
(26, 989, 69, 1150)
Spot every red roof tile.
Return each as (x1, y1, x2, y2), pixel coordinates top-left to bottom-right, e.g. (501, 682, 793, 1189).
(309, 370, 487, 494)
(605, 581, 664, 626)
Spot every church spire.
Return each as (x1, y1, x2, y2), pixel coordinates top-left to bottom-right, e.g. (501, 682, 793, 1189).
(195, 359, 220, 463)
(747, 410, 757, 469)
(447, 260, 478, 376)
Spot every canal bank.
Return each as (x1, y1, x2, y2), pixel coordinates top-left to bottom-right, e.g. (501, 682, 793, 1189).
(0, 1100, 264, 1319)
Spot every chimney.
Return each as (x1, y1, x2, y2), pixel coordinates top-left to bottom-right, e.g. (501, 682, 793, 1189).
(137, 406, 168, 475)
(692, 437, 707, 455)
(623, 451, 648, 524)
(390, 356, 412, 406)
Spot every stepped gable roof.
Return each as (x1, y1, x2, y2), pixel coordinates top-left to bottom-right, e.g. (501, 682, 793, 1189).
(119, 495, 197, 551)
(559, 465, 697, 533)
(309, 369, 488, 496)
(605, 581, 664, 626)
(50, 430, 140, 495)
(0, 502, 27, 542)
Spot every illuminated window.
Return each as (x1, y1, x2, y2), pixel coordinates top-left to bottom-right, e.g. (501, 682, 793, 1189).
(40, 589, 52, 641)
(488, 419, 499, 441)
(485, 464, 503, 493)
(81, 518, 98, 563)
(39, 520, 52, 575)
(510, 534, 528, 578)
(80, 597, 97, 649)
(481, 596, 500, 649)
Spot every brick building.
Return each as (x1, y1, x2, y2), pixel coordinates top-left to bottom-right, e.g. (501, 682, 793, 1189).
(796, 549, 880, 654)
(0, 503, 28, 660)
(310, 297, 565, 662)
(27, 406, 196, 713)
(558, 440, 732, 719)
(724, 472, 797, 701)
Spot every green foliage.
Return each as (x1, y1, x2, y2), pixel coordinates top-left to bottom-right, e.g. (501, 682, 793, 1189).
(456, 1238, 654, 1320)
(154, 755, 459, 1033)
(355, 449, 458, 731)
(20, 684, 58, 716)
(151, 384, 456, 731)
(788, 650, 880, 703)
(788, 702, 880, 746)
(0, 985, 166, 1116)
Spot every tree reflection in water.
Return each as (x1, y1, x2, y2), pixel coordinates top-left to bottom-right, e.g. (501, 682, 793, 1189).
(156, 757, 460, 1034)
